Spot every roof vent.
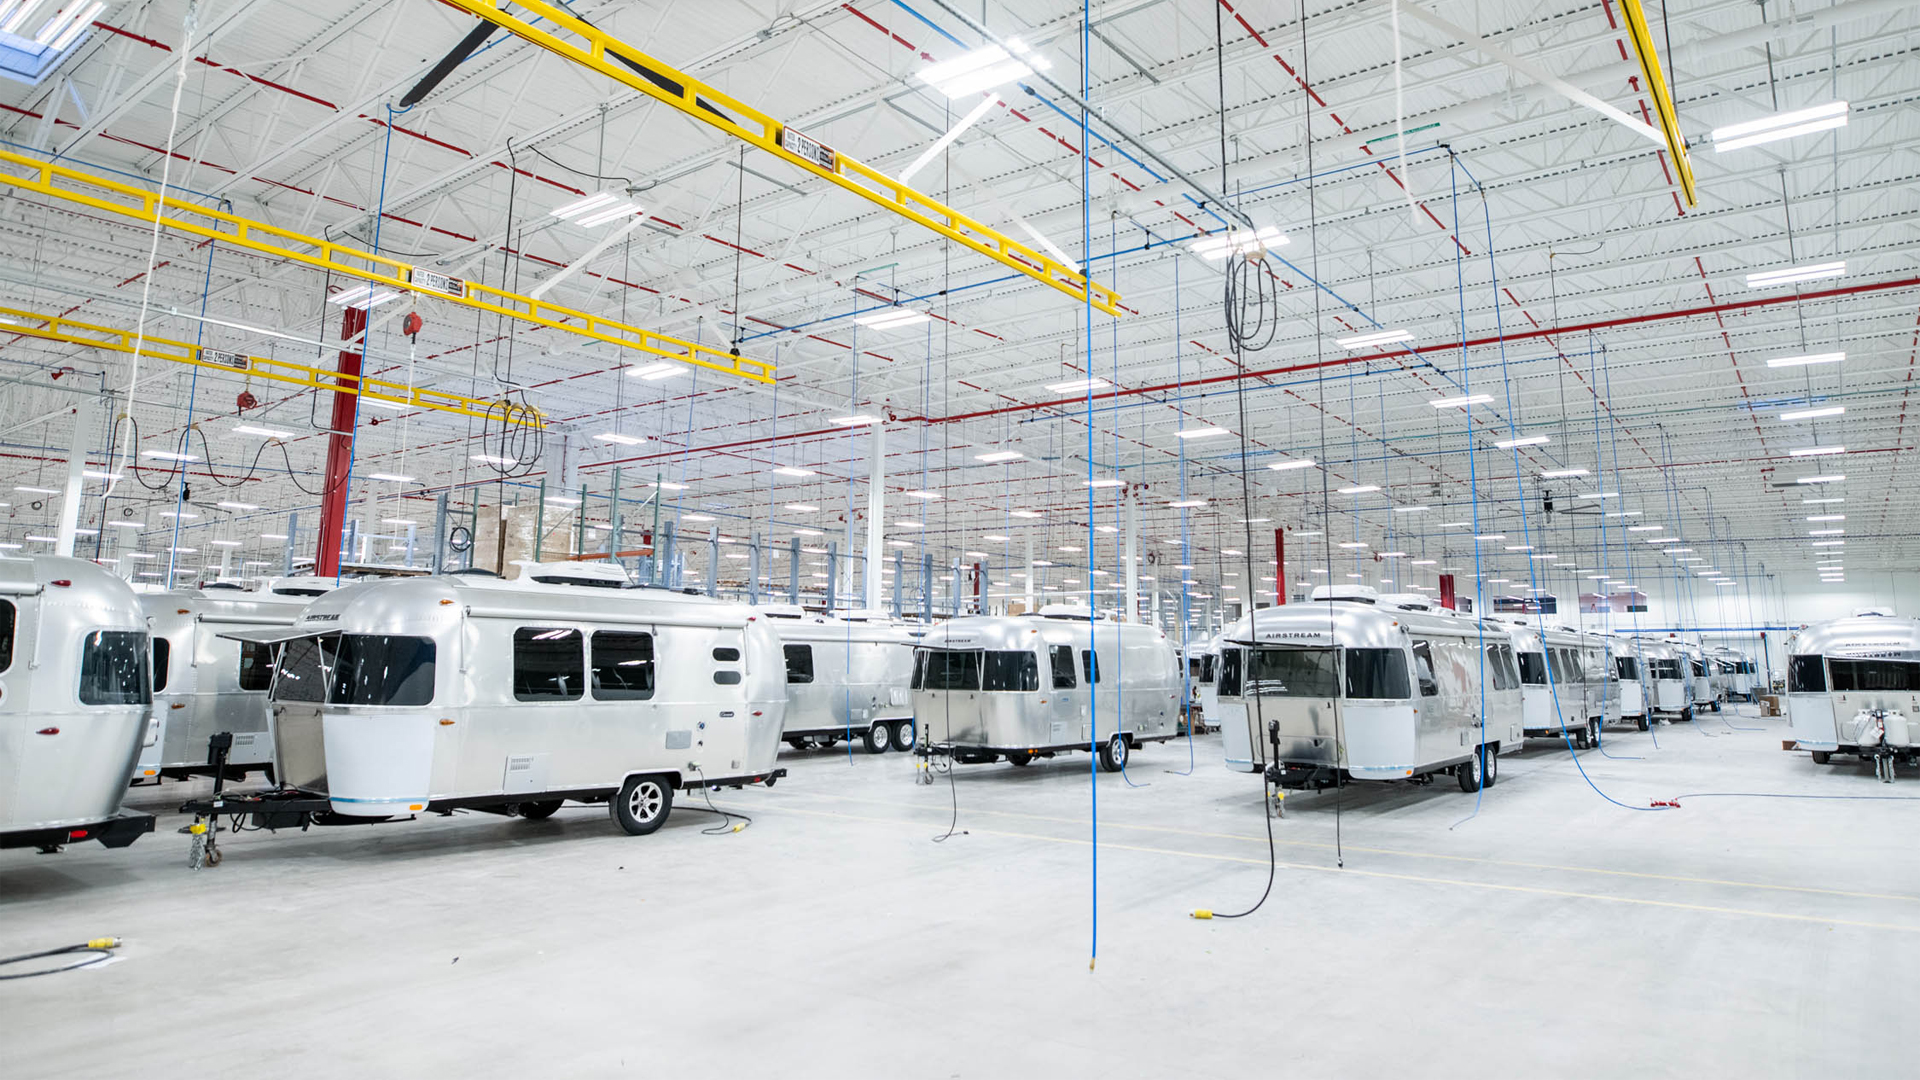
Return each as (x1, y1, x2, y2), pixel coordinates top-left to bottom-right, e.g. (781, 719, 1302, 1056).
(1310, 585, 1378, 604)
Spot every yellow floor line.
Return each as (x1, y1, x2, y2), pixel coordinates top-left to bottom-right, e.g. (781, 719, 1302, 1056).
(779, 789, 1920, 905)
(771, 803, 1920, 934)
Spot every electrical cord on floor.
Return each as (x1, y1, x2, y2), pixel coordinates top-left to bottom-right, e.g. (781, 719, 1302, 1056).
(930, 749, 964, 843)
(1665, 791, 1920, 805)
(689, 769, 751, 834)
(0, 939, 121, 980)
(1191, 779, 1278, 921)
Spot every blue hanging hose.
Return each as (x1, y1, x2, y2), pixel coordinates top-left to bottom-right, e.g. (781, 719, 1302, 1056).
(1168, 248, 1196, 777)
(1079, 0, 1100, 972)
(1446, 154, 1492, 831)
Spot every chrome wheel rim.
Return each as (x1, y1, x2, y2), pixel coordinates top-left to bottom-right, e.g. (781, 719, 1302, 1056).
(1111, 736, 1126, 766)
(627, 781, 663, 822)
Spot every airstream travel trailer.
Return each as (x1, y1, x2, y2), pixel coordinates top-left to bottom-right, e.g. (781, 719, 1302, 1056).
(1672, 640, 1717, 711)
(204, 564, 786, 843)
(0, 556, 156, 853)
(1507, 621, 1621, 747)
(1709, 647, 1757, 702)
(1614, 638, 1651, 730)
(1219, 588, 1523, 793)
(1638, 640, 1692, 720)
(912, 605, 1180, 770)
(758, 605, 916, 753)
(1785, 614, 1920, 778)
(134, 577, 337, 782)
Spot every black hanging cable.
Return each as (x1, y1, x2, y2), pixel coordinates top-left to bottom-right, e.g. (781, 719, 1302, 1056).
(729, 146, 747, 355)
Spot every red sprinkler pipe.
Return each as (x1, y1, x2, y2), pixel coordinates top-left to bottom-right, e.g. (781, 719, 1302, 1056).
(314, 306, 366, 578)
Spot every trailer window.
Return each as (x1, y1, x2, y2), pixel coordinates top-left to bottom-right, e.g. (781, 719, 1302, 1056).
(591, 632, 655, 700)
(0, 598, 13, 672)
(79, 630, 151, 706)
(983, 651, 1039, 692)
(1484, 644, 1519, 692)
(513, 627, 584, 701)
(1690, 660, 1705, 678)
(1082, 649, 1100, 684)
(1246, 648, 1339, 698)
(783, 643, 814, 685)
(1049, 645, 1076, 689)
(713, 646, 741, 662)
(1409, 641, 1439, 697)
(239, 641, 275, 692)
(1519, 651, 1546, 685)
(1786, 655, 1825, 693)
(1200, 654, 1217, 684)
(1218, 649, 1242, 697)
(918, 650, 980, 691)
(1346, 648, 1411, 699)
(330, 635, 436, 706)
(151, 637, 171, 694)
(1615, 656, 1639, 681)
(1651, 658, 1683, 681)
(273, 635, 334, 702)
(1827, 659, 1920, 693)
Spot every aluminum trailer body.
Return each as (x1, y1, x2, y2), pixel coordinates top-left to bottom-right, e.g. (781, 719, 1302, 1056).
(1217, 589, 1522, 792)
(759, 605, 917, 753)
(134, 578, 335, 781)
(1785, 614, 1920, 769)
(1636, 640, 1692, 719)
(1506, 620, 1621, 747)
(230, 564, 785, 837)
(912, 606, 1179, 771)
(1613, 640, 1651, 729)
(0, 557, 155, 853)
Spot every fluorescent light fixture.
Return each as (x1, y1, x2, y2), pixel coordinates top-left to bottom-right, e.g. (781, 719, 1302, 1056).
(1430, 394, 1492, 408)
(597, 432, 647, 446)
(1505, 544, 1533, 552)
(1007, 510, 1042, 519)
(106, 521, 141, 529)
(1474, 534, 1506, 541)
(327, 284, 402, 310)
(1392, 505, 1429, 514)
(365, 473, 415, 483)
(785, 503, 819, 513)
(1577, 492, 1621, 500)
(1168, 499, 1207, 508)
(141, 450, 198, 462)
(1668, 548, 1695, 553)
(1438, 522, 1470, 528)
(1084, 478, 1125, 489)
(793, 529, 824, 537)
(1807, 514, 1845, 522)
(1045, 377, 1110, 394)
(904, 490, 942, 500)
(771, 466, 814, 477)
(1337, 485, 1380, 495)
(983, 535, 1009, 542)
(831, 415, 884, 427)
(233, 424, 292, 439)
(169, 546, 197, 554)
(1795, 474, 1845, 485)
(23, 534, 55, 542)
(1176, 426, 1229, 440)
(1381, 552, 1409, 559)
(1765, 352, 1846, 370)
(1627, 525, 1662, 532)
(210, 540, 243, 548)
(1339, 542, 1368, 550)
(1495, 435, 1549, 449)
(1804, 497, 1844, 504)
(1646, 537, 1680, 545)
(360, 399, 410, 412)
(683, 513, 716, 522)
(917, 38, 1051, 99)
(1747, 262, 1845, 289)
(1712, 101, 1848, 152)
(975, 450, 1023, 462)
(159, 511, 197, 520)
(853, 308, 931, 332)
(894, 521, 924, 529)
(217, 501, 261, 511)
(651, 481, 690, 491)
(1809, 529, 1845, 536)
(1789, 446, 1844, 457)
(1189, 225, 1288, 261)
(552, 192, 617, 219)
(1541, 468, 1589, 478)
(83, 470, 119, 480)
(1781, 406, 1844, 422)
(1334, 329, 1414, 350)
(899, 95, 1001, 186)
(1268, 458, 1315, 471)
(1811, 540, 1845, 547)
(1238, 517, 1271, 524)
(471, 454, 517, 466)
(381, 518, 417, 526)
(1411, 559, 1436, 566)
(628, 363, 684, 380)
(259, 533, 288, 540)
(575, 201, 646, 229)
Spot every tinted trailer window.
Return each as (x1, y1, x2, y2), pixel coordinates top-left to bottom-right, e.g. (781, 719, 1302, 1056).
(1245, 648, 1339, 698)
(330, 635, 436, 706)
(79, 630, 151, 706)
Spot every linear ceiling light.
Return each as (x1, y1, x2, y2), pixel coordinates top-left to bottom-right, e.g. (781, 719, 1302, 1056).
(831, 414, 884, 427)
(1712, 101, 1848, 152)
(1495, 435, 1549, 449)
(1795, 474, 1845, 484)
(975, 449, 1023, 462)
(1789, 446, 1844, 457)
(1780, 406, 1844, 421)
(1189, 225, 1287, 260)
(597, 433, 646, 446)
(771, 466, 814, 477)
(898, 96, 1000, 186)
(1176, 426, 1229, 439)
(628, 362, 684, 380)
(853, 308, 931, 331)
(904, 490, 942, 500)
(1334, 329, 1414, 350)
(917, 39, 1051, 99)
(1268, 458, 1316, 471)
(1540, 468, 1588, 478)
(1430, 394, 1492, 408)
(1045, 377, 1109, 394)
(1337, 485, 1379, 494)
(1765, 352, 1845, 368)
(1807, 514, 1845, 522)
(1746, 262, 1845, 289)
(327, 284, 402, 310)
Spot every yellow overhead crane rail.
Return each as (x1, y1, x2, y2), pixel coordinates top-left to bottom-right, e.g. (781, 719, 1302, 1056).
(0, 302, 546, 427)
(1618, 0, 1696, 208)
(0, 147, 772, 384)
(434, 0, 1123, 317)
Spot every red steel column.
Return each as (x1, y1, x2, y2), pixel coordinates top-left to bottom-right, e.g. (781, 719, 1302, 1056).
(1274, 528, 1286, 605)
(314, 306, 367, 578)
(1439, 573, 1457, 611)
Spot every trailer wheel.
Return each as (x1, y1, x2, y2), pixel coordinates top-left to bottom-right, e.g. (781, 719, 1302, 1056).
(1811, 751, 1832, 765)
(1572, 726, 1589, 750)
(1482, 745, 1499, 787)
(611, 775, 673, 836)
(785, 736, 809, 751)
(1587, 719, 1601, 748)
(1005, 749, 1033, 767)
(1680, 708, 1694, 723)
(889, 720, 914, 753)
(519, 800, 563, 821)
(1456, 749, 1483, 793)
(1636, 716, 1649, 732)
(862, 723, 890, 754)
(1097, 734, 1128, 773)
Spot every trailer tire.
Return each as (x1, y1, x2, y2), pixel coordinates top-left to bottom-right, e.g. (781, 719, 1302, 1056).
(1097, 734, 1128, 773)
(611, 775, 673, 836)
(1637, 716, 1649, 731)
(889, 720, 914, 753)
(1005, 749, 1033, 767)
(785, 736, 809, 751)
(1587, 719, 1601, 748)
(1456, 748, 1483, 793)
(1680, 708, 1694, 722)
(1811, 751, 1832, 765)
(862, 723, 890, 754)
(1572, 726, 1589, 750)
(519, 800, 563, 821)
(1482, 746, 1499, 787)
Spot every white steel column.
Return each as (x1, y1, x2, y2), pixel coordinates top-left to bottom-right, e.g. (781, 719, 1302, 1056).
(1124, 486, 1139, 622)
(864, 423, 885, 612)
(55, 399, 95, 557)
(1024, 532, 1034, 611)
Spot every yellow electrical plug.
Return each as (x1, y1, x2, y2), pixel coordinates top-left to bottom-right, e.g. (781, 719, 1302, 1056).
(86, 937, 122, 950)
(732, 824, 744, 833)
(1190, 909, 1214, 920)
(188, 822, 207, 835)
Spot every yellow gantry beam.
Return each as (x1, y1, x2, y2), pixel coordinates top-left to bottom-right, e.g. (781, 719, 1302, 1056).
(1618, 0, 1697, 208)
(434, 0, 1123, 317)
(0, 303, 545, 427)
(0, 147, 772, 384)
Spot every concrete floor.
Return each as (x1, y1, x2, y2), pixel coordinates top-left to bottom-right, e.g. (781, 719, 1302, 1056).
(4, 707, 1917, 1078)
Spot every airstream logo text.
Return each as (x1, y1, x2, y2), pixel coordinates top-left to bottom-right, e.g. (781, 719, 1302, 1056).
(303, 614, 341, 622)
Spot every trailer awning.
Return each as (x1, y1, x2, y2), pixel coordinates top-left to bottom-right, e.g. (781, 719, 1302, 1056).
(214, 626, 331, 646)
